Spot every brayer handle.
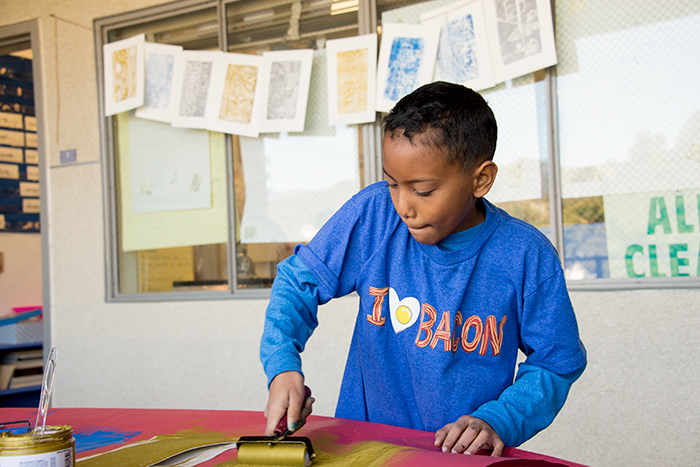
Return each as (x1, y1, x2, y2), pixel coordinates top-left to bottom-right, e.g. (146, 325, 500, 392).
(274, 385, 312, 436)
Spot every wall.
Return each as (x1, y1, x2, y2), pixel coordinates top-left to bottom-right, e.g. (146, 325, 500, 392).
(0, 233, 42, 313)
(522, 288, 700, 466)
(0, 0, 358, 421)
(1, 1, 699, 466)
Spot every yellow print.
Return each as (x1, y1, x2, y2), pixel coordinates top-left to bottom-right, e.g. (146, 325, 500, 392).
(219, 64, 258, 123)
(337, 49, 368, 114)
(112, 45, 137, 102)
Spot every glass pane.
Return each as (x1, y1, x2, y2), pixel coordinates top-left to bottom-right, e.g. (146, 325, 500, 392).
(109, 8, 220, 50)
(556, 0, 700, 280)
(110, 6, 231, 294)
(483, 75, 552, 236)
(225, 0, 363, 289)
(377, 0, 432, 23)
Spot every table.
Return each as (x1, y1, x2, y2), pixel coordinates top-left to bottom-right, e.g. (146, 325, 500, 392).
(0, 407, 587, 466)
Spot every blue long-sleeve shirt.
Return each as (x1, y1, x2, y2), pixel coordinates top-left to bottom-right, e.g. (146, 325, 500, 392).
(261, 182, 586, 446)
(261, 254, 584, 446)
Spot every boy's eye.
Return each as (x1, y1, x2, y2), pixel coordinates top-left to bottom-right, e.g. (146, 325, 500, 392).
(415, 190, 433, 197)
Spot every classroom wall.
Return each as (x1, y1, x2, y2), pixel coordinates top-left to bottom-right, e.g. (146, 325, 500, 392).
(1, 1, 699, 466)
(0, 232, 42, 313)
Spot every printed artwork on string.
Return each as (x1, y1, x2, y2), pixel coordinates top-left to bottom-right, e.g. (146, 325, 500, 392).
(421, 0, 495, 91)
(376, 23, 439, 112)
(259, 49, 313, 133)
(338, 49, 367, 113)
(205, 52, 264, 137)
(171, 51, 223, 130)
(386, 38, 422, 100)
(326, 33, 377, 125)
(269, 61, 301, 118)
(135, 42, 183, 123)
(103, 34, 145, 116)
(221, 65, 256, 121)
(483, 0, 558, 82)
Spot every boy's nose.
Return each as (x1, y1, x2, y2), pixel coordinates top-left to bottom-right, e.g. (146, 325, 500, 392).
(396, 192, 415, 220)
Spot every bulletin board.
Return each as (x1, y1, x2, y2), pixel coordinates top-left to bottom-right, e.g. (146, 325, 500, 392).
(0, 55, 39, 233)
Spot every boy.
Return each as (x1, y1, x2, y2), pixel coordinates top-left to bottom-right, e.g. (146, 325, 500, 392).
(260, 81, 586, 456)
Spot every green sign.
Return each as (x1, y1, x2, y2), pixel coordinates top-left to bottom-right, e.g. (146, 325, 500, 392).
(604, 191, 700, 278)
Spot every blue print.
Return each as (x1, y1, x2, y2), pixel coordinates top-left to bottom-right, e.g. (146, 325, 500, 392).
(438, 14, 479, 83)
(73, 428, 142, 453)
(384, 37, 424, 102)
(145, 53, 174, 110)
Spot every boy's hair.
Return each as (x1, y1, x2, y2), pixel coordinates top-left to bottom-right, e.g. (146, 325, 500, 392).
(383, 81, 497, 173)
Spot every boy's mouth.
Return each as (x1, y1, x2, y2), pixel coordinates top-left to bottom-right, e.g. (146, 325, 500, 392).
(406, 224, 428, 234)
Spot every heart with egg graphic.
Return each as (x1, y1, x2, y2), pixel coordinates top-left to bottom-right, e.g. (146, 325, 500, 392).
(389, 287, 420, 333)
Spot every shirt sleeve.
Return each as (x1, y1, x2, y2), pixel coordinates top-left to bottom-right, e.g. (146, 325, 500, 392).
(470, 361, 586, 447)
(295, 182, 396, 302)
(471, 241, 587, 446)
(259, 254, 321, 388)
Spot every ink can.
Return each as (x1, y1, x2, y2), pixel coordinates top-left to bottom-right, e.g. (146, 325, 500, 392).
(0, 425, 75, 467)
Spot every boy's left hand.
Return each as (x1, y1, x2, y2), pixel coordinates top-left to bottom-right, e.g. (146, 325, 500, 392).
(434, 415, 504, 456)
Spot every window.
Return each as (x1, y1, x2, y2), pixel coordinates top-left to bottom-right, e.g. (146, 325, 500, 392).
(378, 0, 700, 289)
(555, 0, 700, 286)
(225, 0, 363, 290)
(96, 0, 369, 299)
(96, 0, 700, 300)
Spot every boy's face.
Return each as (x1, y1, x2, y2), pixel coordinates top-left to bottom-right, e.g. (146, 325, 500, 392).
(383, 133, 489, 245)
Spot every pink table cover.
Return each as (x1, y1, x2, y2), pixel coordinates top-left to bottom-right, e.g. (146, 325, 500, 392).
(0, 407, 588, 466)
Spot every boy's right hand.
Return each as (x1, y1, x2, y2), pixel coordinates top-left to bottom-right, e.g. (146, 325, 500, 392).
(434, 415, 504, 456)
(264, 371, 315, 436)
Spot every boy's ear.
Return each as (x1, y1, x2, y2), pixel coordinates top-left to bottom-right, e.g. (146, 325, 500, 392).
(473, 161, 498, 198)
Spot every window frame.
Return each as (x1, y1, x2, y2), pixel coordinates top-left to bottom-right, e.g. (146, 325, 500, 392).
(95, 0, 700, 303)
(549, 1, 700, 291)
(95, 0, 378, 301)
